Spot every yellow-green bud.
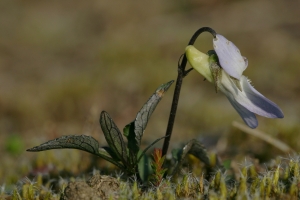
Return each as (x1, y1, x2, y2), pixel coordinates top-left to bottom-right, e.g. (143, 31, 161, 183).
(185, 45, 213, 82)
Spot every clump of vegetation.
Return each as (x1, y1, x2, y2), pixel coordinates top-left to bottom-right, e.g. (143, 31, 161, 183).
(2, 27, 293, 199)
(27, 81, 175, 180)
(26, 79, 209, 184)
(2, 157, 300, 199)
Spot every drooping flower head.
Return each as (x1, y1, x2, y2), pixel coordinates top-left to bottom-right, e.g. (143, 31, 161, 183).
(185, 34, 283, 128)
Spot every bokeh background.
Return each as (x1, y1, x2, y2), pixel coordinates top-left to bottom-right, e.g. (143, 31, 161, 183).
(1, 0, 300, 186)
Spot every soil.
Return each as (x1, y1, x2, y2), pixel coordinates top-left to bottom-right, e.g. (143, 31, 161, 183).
(61, 174, 120, 200)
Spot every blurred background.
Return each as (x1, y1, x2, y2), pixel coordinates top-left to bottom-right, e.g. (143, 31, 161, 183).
(1, 0, 300, 185)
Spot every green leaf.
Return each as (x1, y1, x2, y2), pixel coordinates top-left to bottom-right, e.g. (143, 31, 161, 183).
(123, 122, 133, 138)
(171, 139, 209, 176)
(98, 147, 125, 169)
(102, 146, 121, 161)
(171, 148, 183, 162)
(137, 151, 153, 183)
(123, 121, 139, 164)
(123, 80, 174, 163)
(27, 135, 126, 170)
(134, 80, 174, 147)
(99, 111, 128, 164)
(27, 135, 100, 155)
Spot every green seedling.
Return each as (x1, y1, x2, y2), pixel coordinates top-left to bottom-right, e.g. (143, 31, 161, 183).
(27, 81, 174, 181)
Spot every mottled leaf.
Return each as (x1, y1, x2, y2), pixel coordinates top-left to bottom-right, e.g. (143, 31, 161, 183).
(100, 111, 127, 163)
(134, 80, 174, 147)
(122, 80, 174, 162)
(98, 147, 125, 169)
(27, 135, 126, 169)
(187, 139, 210, 165)
(27, 135, 100, 155)
(172, 139, 209, 177)
(102, 146, 120, 161)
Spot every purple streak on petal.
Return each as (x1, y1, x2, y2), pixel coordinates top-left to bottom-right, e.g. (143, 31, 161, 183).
(239, 76, 284, 118)
(213, 34, 247, 79)
(225, 92, 258, 128)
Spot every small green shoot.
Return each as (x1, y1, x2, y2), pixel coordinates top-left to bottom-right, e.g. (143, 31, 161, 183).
(149, 148, 167, 187)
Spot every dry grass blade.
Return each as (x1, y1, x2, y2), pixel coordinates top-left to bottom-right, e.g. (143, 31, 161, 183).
(232, 121, 295, 154)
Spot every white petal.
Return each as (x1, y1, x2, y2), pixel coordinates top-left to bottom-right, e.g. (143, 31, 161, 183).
(213, 34, 247, 79)
(225, 92, 258, 128)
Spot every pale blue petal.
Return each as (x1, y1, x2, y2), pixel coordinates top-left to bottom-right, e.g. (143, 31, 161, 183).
(225, 91, 258, 128)
(213, 34, 247, 79)
(238, 76, 284, 118)
(219, 71, 283, 127)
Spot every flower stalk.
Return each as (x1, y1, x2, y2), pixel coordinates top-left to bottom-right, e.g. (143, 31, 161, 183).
(161, 27, 216, 157)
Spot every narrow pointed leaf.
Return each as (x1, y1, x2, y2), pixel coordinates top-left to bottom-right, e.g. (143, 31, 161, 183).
(138, 151, 153, 182)
(100, 111, 127, 163)
(123, 121, 139, 164)
(123, 122, 136, 162)
(123, 80, 174, 161)
(134, 80, 174, 147)
(27, 135, 100, 155)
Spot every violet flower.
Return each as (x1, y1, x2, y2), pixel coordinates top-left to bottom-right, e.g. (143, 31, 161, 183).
(185, 34, 284, 128)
